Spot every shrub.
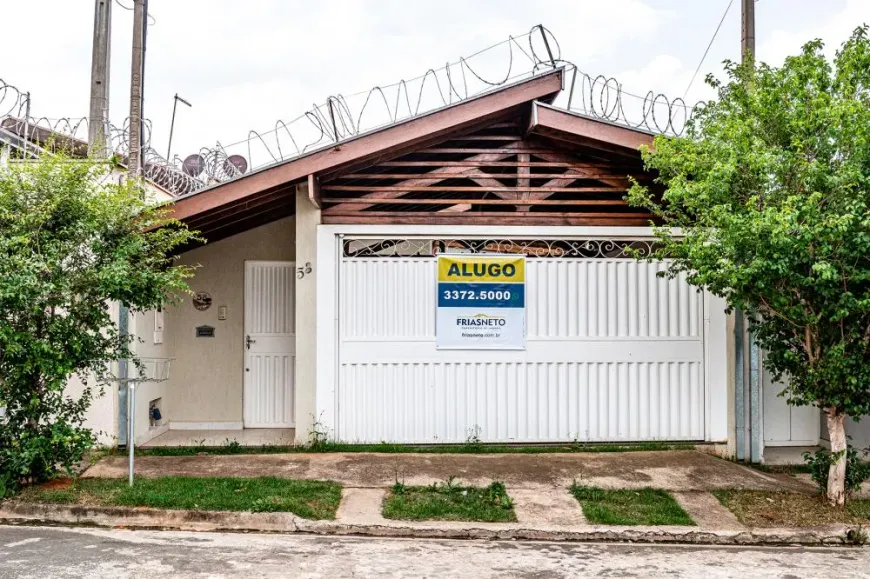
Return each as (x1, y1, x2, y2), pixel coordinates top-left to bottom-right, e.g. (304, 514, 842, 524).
(0, 156, 195, 496)
(803, 446, 870, 498)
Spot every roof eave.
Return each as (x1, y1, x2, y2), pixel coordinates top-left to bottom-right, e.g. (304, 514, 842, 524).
(169, 68, 566, 223)
(526, 101, 656, 157)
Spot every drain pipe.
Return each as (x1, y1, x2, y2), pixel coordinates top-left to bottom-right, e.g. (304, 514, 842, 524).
(734, 311, 746, 461)
(117, 303, 129, 446)
(749, 337, 762, 463)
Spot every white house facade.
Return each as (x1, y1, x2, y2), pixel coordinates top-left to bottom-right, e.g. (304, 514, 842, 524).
(56, 68, 866, 460)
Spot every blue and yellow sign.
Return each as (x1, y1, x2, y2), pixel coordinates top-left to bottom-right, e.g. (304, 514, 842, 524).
(436, 255, 526, 350)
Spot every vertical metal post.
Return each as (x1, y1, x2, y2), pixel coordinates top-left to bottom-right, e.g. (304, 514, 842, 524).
(166, 96, 179, 161)
(22, 93, 30, 158)
(166, 94, 191, 162)
(734, 311, 746, 461)
(749, 337, 762, 463)
(327, 98, 339, 143)
(537, 24, 556, 68)
(128, 381, 136, 486)
(566, 66, 578, 111)
(118, 306, 129, 446)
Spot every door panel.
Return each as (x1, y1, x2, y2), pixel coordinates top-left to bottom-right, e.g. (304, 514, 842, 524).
(244, 262, 295, 428)
(762, 359, 818, 445)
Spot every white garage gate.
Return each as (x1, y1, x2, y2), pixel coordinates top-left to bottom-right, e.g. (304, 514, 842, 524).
(335, 236, 706, 444)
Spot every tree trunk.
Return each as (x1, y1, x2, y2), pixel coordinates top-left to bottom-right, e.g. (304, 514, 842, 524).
(825, 407, 847, 507)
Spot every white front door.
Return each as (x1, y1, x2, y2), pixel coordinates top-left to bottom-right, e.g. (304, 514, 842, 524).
(244, 261, 296, 428)
(762, 357, 818, 446)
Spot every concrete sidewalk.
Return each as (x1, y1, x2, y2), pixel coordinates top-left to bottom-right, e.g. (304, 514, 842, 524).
(2, 451, 847, 545)
(84, 450, 811, 492)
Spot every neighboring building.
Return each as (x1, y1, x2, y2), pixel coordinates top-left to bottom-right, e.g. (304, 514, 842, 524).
(0, 116, 176, 446)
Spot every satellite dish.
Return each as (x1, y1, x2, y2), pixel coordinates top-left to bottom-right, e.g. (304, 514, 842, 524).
(182, 154, 205, 177)
(224, 154, 248, 175)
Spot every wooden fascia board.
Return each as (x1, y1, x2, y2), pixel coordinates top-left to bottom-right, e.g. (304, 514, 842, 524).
(526, 101, 655, 154)
(169, 70, 565, 222)
(308, 174, 321, 208)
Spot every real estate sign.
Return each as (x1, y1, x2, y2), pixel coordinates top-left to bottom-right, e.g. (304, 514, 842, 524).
(436, 255, 526, 350)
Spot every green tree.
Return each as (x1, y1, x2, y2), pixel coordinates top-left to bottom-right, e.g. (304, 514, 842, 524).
(629, 27, 870, 506)
(0, 155, 196, 496)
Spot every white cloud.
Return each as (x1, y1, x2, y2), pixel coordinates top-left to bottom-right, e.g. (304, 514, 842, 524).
(1, 0, 864, 166)
(758, 0, 869, 65)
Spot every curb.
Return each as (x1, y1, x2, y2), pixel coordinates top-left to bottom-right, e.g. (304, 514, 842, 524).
(0, 502, 858, 546)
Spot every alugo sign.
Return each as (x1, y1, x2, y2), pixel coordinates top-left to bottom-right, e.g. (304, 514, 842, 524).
(436, 255, 526, 350)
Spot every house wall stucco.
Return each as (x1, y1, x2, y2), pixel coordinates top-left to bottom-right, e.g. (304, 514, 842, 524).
(820, 415, 870, 451)
(165, 216, 296, 427)
(129, 308, 173, 444)
(66, 302, 120, 446)
(294, 183, 320, 442)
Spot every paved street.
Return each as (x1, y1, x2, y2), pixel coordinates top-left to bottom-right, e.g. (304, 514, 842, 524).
(0, 525, 867, 578)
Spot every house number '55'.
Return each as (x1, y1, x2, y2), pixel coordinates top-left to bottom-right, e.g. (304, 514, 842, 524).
(297, 262, 313, 279)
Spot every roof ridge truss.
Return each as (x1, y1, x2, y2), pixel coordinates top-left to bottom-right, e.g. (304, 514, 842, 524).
(319, 117, 657, 226)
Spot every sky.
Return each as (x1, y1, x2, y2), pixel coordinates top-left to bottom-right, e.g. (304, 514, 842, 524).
(1, 0, 868, 171)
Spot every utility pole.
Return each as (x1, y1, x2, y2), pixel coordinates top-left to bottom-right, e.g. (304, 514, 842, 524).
(88, 0, 112, 157)
(741, 0, 756, 62)
(128, 0, 146, 175)
(739, 0, 760, 464)
(735, 0, 758, 465)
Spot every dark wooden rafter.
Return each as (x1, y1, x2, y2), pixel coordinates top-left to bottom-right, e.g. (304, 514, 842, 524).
(324, 214, 653, 226)
(319, 115, 657, 224)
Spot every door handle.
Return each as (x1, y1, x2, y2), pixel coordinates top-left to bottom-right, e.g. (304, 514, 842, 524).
(245, 335, 256, 349)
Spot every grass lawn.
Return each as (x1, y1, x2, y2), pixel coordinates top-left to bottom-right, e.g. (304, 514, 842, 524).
(136, 441, 695, 457)
(382, 479, 517, 522)
(713, 489, 870, 528)
(569, 484, 695, 526)
(16, 476, 343, 520)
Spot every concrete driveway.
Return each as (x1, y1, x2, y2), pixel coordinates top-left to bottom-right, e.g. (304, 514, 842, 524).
(85, 450, 812, 492)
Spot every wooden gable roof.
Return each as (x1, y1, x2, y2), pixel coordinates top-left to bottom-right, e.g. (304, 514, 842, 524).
(171, 68, 662, 241)
(319, 111, 656, 226)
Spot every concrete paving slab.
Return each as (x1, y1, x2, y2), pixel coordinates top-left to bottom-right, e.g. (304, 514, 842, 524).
(672, 491, 744, 531)
(141, 429, 295, 448)
(84, 451, 814, 493)
(511, 487, 586, 526)
(336, 488, 388, 525)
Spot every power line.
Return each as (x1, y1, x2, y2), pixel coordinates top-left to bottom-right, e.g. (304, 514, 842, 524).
(683, 0, 734, 99)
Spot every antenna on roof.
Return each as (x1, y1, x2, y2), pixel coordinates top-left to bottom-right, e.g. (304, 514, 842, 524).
(181, 153, 204, 177)
(166, 93, 192, 162)
(224, 154, 248, 176)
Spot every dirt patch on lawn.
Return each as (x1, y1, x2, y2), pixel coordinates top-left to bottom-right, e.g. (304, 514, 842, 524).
(713, 489, 870, 528)
(39, 479, 74, 490)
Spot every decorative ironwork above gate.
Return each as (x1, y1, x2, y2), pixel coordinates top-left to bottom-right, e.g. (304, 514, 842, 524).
(342, 237, 657, 259)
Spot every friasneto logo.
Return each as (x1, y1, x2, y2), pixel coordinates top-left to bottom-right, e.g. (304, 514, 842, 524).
(456, 313, 507, 327)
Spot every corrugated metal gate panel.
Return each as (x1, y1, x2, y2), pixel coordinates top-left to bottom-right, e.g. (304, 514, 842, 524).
(337, 255, 705, 443)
